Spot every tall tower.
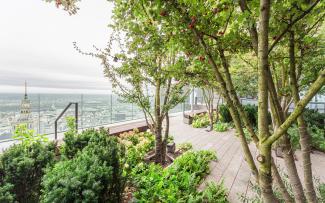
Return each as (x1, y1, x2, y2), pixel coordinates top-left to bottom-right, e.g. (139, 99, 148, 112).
(17, 81, 33, 129)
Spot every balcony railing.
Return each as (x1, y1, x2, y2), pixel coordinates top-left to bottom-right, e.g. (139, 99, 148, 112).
(0, 93, 192, 142)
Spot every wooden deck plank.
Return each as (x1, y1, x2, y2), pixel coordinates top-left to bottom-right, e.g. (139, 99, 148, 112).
(168, 115, 325, 202)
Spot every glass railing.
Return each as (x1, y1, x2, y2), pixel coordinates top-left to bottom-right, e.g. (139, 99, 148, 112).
(0, 93, 192, 142)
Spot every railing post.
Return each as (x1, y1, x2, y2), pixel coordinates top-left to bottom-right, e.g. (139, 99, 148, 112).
(55, 121, 58, 140)
(75, 102, 78, 131)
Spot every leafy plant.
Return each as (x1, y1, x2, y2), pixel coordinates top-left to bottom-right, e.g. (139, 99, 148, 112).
(213, 122, 230, 132)
(303, 109, 325, 129)
(177, 142, 193, 152)
(242, 104, 258, 127)
(118, 130, 155, 169)
(0, 183, 15, 203)
(192, 113, 210, 128)
(288, 124, 325, 152)
(0, 142, 56, 202)
(188, 182, 229, 203)
(41, 134, 126, 203)
(13, 123, 48, 146)
(61, 128, 97, 159)
(131, 150, 217, 202)
(219, 104, 232, 123)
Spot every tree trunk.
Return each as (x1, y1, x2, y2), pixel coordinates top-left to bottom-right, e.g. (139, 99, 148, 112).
(161, 112, 169, 164)
(155, 120, 163, 164)
(289, 31, 317, 203)
(154, 79, 165, 164)
(271, 158, 294, 203)
(257, 0, 278, 201)
(194, 30, 259, 180)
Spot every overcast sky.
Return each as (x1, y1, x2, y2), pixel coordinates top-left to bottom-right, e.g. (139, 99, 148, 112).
(0, 0, 114, 94)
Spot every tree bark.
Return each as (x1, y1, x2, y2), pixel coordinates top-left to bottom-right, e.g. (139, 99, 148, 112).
(289, 31, 317, 203)
(154, 79, 164, 164)
(271, 158, 294, 203)
(267, 67, 306, 203)
(257, 0, 278, 201)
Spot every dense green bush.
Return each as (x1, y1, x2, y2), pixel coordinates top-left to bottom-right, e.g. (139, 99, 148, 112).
(118, 130, 155, 169)
(242, 104, 258, 127)
(0, 142, 56, 202)
(192, 113, 210, 128)
(0, 183, 15, 203)
(131, 150, 222, 202)
(288, 124, 325, 152)
(61, 128, 99, 159)
(213, 121, 231, 132)
(219, 104, 232, 123)
(41, 134, 125, 203)
(303, 109, 325, 129)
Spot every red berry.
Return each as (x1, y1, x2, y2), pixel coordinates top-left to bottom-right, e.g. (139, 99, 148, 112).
(188, 24, 194, 29)
(213, 8, 219, 14)
(160, 10, 167, 17)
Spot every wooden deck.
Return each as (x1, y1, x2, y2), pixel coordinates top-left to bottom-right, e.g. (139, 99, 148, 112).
(169, 115, 325, 202)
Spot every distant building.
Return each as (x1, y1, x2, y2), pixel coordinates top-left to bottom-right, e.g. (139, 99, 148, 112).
(11, 81, 35, 131)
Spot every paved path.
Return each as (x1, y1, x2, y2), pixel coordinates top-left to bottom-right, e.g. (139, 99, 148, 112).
(169, 115, 325, 202)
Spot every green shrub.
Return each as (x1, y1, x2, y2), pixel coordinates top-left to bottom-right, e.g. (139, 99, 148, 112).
(13, 123, 48, 146)
(61, 128, 98, 159)
(303, 109, 325, 129)
(119, 130, 155, 169)
(0, 142, 56, 202)
(287, 124, 300, 150)
(188, 182, 229, 203)
(309, 125, 325, 152)
(0, 183, 15, 203)
(213, 122, 230, 132)
(242, 104, 258, 127)
(318, 183, 325, 202)
(177, 142, 193, 152)
(41, 135, 126, 203)
(192, 113, 210, 128)
(131, 150, 217, 202)
(288, 124, 325, 152)
(219, 104, 232, 123)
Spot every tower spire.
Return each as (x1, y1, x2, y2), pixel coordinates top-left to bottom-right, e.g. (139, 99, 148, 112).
(24, 81, 28, 99)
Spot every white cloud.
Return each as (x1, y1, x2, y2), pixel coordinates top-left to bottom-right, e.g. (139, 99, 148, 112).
(0, 0, 114, 93)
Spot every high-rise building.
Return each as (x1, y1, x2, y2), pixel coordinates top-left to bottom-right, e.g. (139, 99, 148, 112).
(11, 81, 34, 130)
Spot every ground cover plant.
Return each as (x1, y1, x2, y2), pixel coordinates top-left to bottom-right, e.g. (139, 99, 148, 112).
(192, 113, 211, 128)
(213, 121, 231, 132)
(130, 150, 228, 202)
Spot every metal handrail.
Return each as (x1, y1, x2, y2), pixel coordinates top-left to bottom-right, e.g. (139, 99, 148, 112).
(54, 102, 78, 140)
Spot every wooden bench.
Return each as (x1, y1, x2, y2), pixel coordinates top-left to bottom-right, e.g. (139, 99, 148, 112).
(183, 109, 208, 124)
(109, 120, 149, 136)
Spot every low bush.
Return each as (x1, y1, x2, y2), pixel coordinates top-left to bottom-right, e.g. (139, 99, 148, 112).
(288, 124, 325, 152)
(61, 128, 99, 159)
(118, 129, 155, 169)
(303, 109, 325, 129)
(177, 142, 193, 152)
(188, 182, 229, 203)
(242, 104, 258, 127)
(219, 104, 232, 123)
(213, 121, 231, 132)
(131, 150, 220, 202)
(318, 183, 325, 202)
(192, 113, 210, 128)
(0, 142, 56, 202)
(41, 134, 126, 203)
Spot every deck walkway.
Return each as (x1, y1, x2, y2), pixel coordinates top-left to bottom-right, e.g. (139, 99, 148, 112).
(169, 115, 325, 202)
